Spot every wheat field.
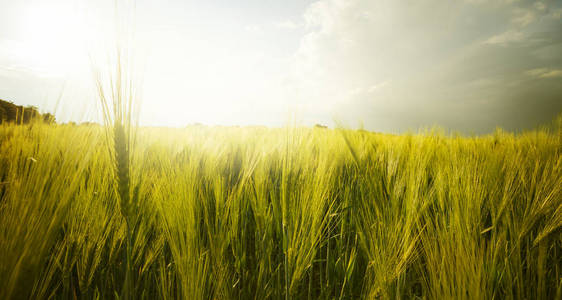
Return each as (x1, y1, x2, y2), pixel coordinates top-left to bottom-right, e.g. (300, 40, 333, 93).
(0, 120, 560, 299)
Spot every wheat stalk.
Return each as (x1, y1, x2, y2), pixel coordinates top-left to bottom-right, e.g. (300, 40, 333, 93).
(92, 3, 140, 295)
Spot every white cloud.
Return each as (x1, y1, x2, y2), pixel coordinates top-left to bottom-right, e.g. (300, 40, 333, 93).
(348, 81, 390, 96)
(484, 30, 524, 45)
(511, 8, 536, 26)
(510, 2, 554, 27)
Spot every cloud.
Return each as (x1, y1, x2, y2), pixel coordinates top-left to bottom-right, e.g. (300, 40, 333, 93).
(526, 68, 562, 79)
(0, 39, 61, 78)
(348, 81, 390, 96)
(511, 7, 537, 26)
(485, 30, 524, 45)
(550, 8, 562, 19)
(534, 2, 547, 12)
(510, 1, 556, 27)
(285, 0, 562, 132)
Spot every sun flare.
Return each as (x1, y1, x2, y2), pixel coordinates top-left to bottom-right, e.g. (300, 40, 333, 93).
(18, 3, 89, 76)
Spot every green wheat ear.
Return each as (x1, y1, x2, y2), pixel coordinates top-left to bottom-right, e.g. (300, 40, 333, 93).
(114, 121, 131, 217)
(92, 9, 140, 295)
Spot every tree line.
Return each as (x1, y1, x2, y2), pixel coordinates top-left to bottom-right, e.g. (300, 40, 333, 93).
(0, 99, 55, 124)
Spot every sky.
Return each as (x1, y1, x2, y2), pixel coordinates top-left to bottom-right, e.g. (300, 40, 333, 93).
(0, 0, 561, 133)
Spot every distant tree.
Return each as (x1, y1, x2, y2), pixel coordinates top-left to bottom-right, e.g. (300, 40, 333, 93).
(0, 106, 6, 124)
(0, 100, 19, 123)
(43, 113, 56, 124)
(22, 106, 40, 123)
(0, 99, 56, 124)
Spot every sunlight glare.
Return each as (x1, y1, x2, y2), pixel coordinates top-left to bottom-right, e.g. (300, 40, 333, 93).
(19, 3, 89, 76)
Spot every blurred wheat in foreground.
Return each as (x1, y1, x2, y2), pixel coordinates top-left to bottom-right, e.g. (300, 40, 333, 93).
(0, 122, 560, 299)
